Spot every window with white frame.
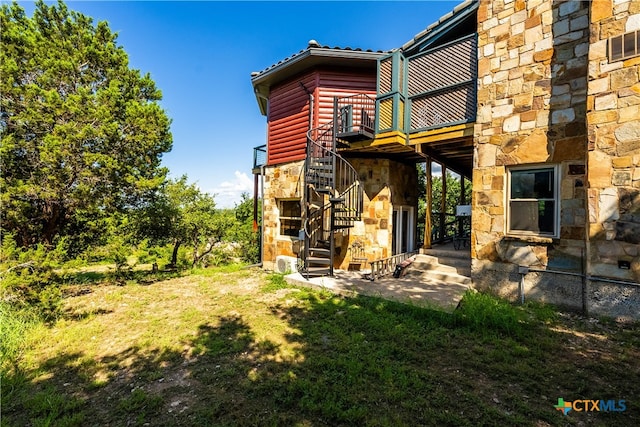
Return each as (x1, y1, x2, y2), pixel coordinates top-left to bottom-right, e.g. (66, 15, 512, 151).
(279, 199, 302, 238)
(507, 165, 559, 238)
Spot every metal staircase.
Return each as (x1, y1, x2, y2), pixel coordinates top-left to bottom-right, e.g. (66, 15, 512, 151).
(301, 117, 364, 278)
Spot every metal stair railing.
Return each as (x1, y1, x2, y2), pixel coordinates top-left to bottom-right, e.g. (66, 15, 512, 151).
(302, 120, 364, 277)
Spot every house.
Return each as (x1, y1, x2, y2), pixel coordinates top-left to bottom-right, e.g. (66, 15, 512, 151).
(251, 0, 640, 320)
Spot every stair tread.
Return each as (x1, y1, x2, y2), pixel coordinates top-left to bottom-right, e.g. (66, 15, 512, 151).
(314, 187, 334, 194)
(302, 269, 331, 278)
(307, 172, 333, 179)
(308, 164, 333, 171)
(307, 257, 331, 265)
(312, 157, 333, 163)
(309, 248, 330, 256)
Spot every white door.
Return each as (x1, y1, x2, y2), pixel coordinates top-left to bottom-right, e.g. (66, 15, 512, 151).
(392, 206, 415, 255)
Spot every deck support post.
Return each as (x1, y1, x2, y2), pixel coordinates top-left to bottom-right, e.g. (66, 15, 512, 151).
(423, 157, 432, 249)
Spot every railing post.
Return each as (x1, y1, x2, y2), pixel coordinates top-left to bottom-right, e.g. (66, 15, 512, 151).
(458, 175, 466, 238)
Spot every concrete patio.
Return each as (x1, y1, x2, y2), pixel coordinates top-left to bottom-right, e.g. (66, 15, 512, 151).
(285, 243, 472, 312)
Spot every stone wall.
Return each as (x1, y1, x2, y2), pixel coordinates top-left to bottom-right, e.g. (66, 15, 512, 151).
(473, 0, 640, 318)
(261, 161, 305, 270)
(340, 158, 418, 270)
(585, 0, 640, 320)
(261, 158, 418, 271)
(473, 0, 591, 306)
(587, 0, 640, 284)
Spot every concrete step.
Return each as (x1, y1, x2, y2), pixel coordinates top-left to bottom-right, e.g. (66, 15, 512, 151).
(415, 253, 470, 270)
(422, 248, 471, 261)
(408, 269, 472, 286)
(418, 258, 471, 277)
(406, 254, 471, 285)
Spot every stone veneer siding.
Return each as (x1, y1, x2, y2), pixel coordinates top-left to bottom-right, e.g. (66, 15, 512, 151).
(338, 158, 418, 270)
(474, 0, 591, 310)
(261, 161, 305, 270)
(261, 158, 418, 271)
(586, 0, 640, 318)
(473, 0, 640, 319)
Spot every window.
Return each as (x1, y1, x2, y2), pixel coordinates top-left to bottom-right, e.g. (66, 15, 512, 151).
(279, 200, 302, 238)
(507, 165, 559, 238)
(609, 30, 640, 62)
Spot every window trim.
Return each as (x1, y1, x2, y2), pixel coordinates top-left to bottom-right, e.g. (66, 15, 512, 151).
(278, 199, 302, 239)
(506, 164, 560, 239)
(608, 30, 640, 62)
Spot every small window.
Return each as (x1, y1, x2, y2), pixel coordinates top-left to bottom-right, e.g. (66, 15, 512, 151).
(609, 30, 640, 62)
(279, 200, 302, 237)
(507, 166, 559, 238)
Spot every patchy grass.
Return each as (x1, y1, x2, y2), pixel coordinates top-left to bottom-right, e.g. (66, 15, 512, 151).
(2, 267, 639, 426)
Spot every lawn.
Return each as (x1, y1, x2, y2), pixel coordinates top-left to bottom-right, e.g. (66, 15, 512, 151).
(2, 265, 639, 426)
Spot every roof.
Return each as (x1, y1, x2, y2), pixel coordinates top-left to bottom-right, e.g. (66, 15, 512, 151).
(250, 0, 478, 115)
(251, 41, 386, 115)
(401, 0, 478, 55)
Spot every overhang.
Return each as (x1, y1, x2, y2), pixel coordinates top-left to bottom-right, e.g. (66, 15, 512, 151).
(401, 0, 479, 55)
(251, 42, 385, 116)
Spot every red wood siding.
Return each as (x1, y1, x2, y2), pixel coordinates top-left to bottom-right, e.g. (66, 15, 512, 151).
(315, 71, 377, 127)
(267, 69, 376, 165)
(267, 72, 316, 165)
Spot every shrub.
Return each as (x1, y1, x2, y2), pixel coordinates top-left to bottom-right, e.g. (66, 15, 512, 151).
(0, 234, 65, 322)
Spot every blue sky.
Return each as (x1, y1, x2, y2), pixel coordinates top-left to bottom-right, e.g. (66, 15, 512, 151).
(21, 1, 460, 207)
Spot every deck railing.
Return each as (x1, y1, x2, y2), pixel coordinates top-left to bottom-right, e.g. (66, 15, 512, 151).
(407, 33, 477, 132)
(376, 33, 477, 134)
(252, 144, 267, 172)
(334, 94, 376, 139)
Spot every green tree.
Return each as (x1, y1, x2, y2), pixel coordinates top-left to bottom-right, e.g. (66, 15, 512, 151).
(0, 1, 172, 249)
(417, 163, 471, 243)
(226, 193, 260, 264)
(160, 176, 226, 268)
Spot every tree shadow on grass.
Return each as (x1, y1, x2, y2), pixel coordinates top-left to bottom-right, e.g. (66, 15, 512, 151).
(59, 267, 184, 289)
(2, 288, 639, 426)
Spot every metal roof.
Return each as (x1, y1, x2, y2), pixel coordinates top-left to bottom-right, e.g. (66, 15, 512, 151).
(401, 0, 478, 54)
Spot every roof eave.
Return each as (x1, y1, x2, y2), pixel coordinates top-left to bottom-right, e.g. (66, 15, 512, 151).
(251, 48, 384, 116)
(402, 0, 479, 54)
